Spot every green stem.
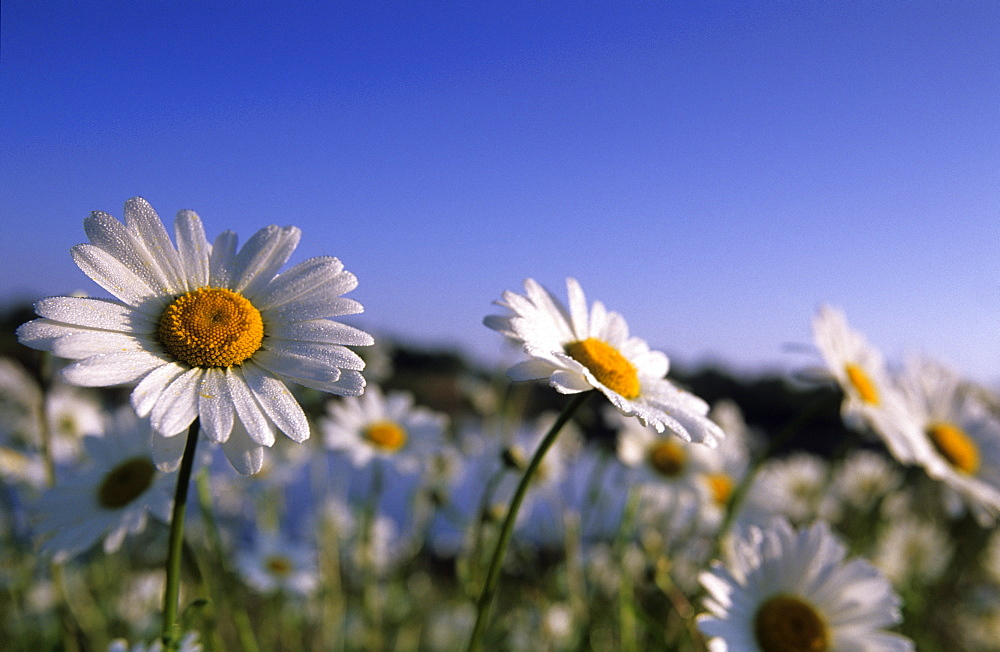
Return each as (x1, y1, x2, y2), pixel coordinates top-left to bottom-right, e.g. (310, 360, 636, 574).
(161, 419, 200, 647)
(465, 391, 590, 652)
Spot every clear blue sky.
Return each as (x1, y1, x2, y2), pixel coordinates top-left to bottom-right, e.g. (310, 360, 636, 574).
(2, 1, 998, 383)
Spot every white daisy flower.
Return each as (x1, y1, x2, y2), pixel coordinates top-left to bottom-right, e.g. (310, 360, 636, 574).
(235, 529, 318, 597)
(742, 453, 839, 526)
(321, 385, 447, 473)
(897, 356, 1000, 525)
(698, 518, 913, 652)
(832, 449, 903, 512)
(811, 305, 924, 463)
(872, 516, 953, 587)
(32, 409, 176, 562)
(615, 410, 707, 497)
(17, 197, 373, 475)
(485, 277, 724, 446)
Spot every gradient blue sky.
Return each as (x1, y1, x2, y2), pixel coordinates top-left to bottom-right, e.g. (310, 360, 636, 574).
(2, 2, 998, 383)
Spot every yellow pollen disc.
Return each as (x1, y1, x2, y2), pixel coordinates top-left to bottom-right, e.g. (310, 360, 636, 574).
(927, 421, 980, 475)
(705, 473, 734, 506)
(754, 594, 829, 652)
(844, 363, 880, 406)
(364, 420, 408, 452)
(648, 439, 687, 478)
(564, 337, 640, 399)
(265, 554, 293, 577)
(97, 457, 156, 509)
(158, 287, 264, 368)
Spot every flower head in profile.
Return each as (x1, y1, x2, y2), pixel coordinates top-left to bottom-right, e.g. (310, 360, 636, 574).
(17, 197, 373, 474)
(897, 356, 1000, 525)
(811, 305, 921, 463)
(698, 518, 913, 652)
(32, 409, 176, 562)
(321, 385, 448, 472)
(485, 277, 724, 445)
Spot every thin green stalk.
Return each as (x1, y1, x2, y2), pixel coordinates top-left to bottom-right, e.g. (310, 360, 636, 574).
(161, 419, 200, 648)
(465, 391, 590, 652)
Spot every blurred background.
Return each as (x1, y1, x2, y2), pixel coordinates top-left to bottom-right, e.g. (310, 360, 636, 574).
(2, 1, 997, 383)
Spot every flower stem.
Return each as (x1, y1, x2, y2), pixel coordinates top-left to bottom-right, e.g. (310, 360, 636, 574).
(465, 391, 590, 652)
(161, 420, 200, 647)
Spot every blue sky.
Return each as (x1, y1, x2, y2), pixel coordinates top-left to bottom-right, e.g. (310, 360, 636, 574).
(2, 2, 998, 383)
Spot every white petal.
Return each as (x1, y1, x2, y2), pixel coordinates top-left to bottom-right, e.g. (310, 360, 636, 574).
(566, 277, 589, 339)
(285, 368, 366, 396)
(266, 319, 374, 347)
(150, 368, 202, 436)
(198, 369, 234, 443)
(152, 431, 188, 472)
(507, 359, 555, 381)
(262, 339, 365, 372)
(221, 423, 265, 475)
(174, 210, 210, 290)
(34, 296, 153, 331)
(70, 244, 161, 309)
(131, 362, 187, 417)
(51, 330, 153, 359)
(242, 362, 310, 443)
(61, 351, 166, 386)
(84, 210, 175, 296)
(123, 197, 185, 293)
(267, 294, 364, 322)
(226, 368, 276, 446)
(252, 347, 342, 383)
(209, 230, 239, 288)
(231, 225, 301, 298)
(17, 319, 82, 353)
(549, 370, 594, 394)
(253, 256, 352, 311)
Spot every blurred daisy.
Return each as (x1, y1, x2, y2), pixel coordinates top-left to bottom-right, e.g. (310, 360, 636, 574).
(832, 449, 903, 512)
(33, 410, 175, 562)
(812, 305, 922, 463)
(235, 529, 318, 597)
(17, 197, 372, 475)
(898, 357, 1000, 525)
(615, 411, 705, 498)
(485, 277, 724, 445)
(322, 385, 447, 473)
(873, 516, 953, 587)
(742, 452, 839, 526)
(698, 518, 913, 652)
(108, 632, 201, 652)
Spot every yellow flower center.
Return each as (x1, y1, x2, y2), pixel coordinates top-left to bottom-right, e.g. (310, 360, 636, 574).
(97, 457, 156, 509)
(158, 287, 264, 368)
(648, 439, 687, 478)
(564, 337, 640, 399)
(844, 363, 879, 406)
(705, 473, 734, 506)
(265, 554, 293, 577)
(927, 421, 980, 475)
(364, 420, 408, 452)
(754, 594, 829, 652)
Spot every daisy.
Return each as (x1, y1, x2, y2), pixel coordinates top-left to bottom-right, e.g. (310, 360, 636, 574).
(32, 409, 176, 562)
(742, 453, 839, 526)
(615, 409, 706, 498)
(872, 516, 953, 587)
(484, 277, 724, 445)
(235, 528, 318, 597)
(17, 197, 373, 475)
(698, 518, 913, 652)
(897, 356, 1000, 525)
(811, 305, 924, 463)
(321, 385, 447, 473)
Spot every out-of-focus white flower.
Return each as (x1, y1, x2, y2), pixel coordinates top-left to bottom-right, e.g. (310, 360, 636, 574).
(485, 277, 724, 445)
(833, 449, 904, 511)
(32, 409, 176, 562)
(812, 305, 923, 463)
(108, 631, 201, 652)
(897, 356, 1000, 525)
(698, 518, 913, 651)
(322, 385, 447, 473)
(235, 529, 318, 597)
(873, 516, 953, 586)
(742, 452, 839, 525)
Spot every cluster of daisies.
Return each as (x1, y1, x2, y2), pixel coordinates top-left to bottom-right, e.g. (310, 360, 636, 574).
(1, 197, 997, 649)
